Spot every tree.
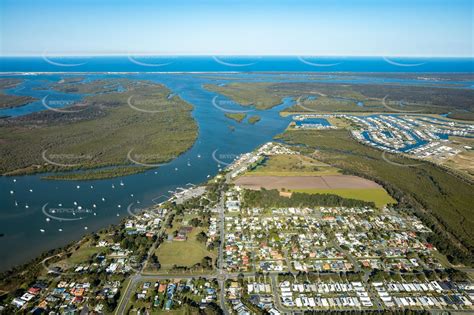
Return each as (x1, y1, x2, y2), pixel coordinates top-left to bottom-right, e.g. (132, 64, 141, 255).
(189, 218, 202, 227)
(151, 253, 161, 270)
(201, 256, 213, 269)
(196, 231, 208, 243)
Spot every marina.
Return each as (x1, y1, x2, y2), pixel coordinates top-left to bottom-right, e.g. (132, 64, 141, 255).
(349, 114, 473, 159)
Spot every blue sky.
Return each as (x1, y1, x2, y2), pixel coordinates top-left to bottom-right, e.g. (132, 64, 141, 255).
(1, 0, 472, 56)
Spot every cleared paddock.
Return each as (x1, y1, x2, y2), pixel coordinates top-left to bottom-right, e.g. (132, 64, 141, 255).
(234, 175, 382, 190)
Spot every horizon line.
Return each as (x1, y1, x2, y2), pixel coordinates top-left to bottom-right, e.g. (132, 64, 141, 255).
(1, 54, 473, 58)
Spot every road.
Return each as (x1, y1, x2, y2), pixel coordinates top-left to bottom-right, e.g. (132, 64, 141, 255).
(116, 174, 451, 314)
(114, 182, 382, 315)
(270, 273, 293, 314)
(115, 208, 171, 315)
(217, 179, 230, 315)
(116, 179, 231, 315)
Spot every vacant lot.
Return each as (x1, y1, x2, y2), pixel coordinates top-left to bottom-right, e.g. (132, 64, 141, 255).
(235, 174, 382, 190)
(50, 241, 103, 271)
(247, 154, 341, 176)
(240, 154, 394, 207)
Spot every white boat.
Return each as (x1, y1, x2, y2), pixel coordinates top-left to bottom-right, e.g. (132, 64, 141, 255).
(40, 229, 45, 233)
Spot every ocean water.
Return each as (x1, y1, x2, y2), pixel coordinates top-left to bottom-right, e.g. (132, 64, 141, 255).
(1, 56, 473, 73)
(0, 57, 473, 271)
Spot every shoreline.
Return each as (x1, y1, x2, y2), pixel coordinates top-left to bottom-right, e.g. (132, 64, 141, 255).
(0, 182, 201, 274)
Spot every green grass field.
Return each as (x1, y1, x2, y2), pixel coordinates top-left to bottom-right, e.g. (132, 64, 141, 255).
(293, 188, 395, 208)
(51, 242, 103, 268)
(155, 229, 215, 269)
(247, 154, 341, 176)
(65, 246, 102, 265)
